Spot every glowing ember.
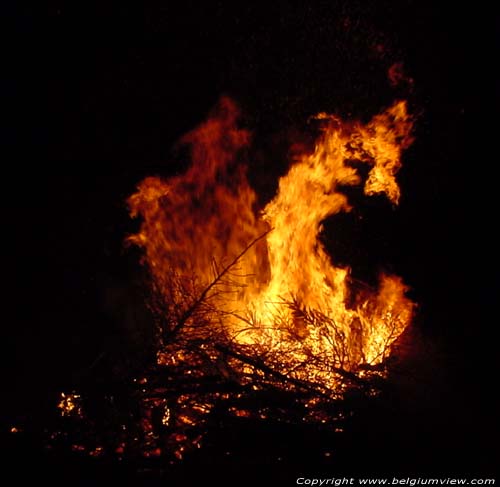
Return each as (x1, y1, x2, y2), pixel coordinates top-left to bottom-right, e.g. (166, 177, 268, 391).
(57, 392, 82, 418)
(162, 404, 171, 426)
(128, 97, 415, 394)
(89, 446, 105, 457)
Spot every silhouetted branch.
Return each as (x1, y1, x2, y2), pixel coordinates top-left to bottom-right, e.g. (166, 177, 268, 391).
(166, 230, 272, 340)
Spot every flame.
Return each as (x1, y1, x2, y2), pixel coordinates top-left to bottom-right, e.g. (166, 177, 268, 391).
(128, 97, 415, 392)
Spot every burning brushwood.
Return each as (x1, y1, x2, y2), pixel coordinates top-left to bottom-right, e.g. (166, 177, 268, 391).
(52, 97, 415, 462)
(127, 96, 414, 394)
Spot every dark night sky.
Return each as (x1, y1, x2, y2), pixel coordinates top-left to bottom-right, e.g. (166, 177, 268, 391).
(4, 0, 495, 478)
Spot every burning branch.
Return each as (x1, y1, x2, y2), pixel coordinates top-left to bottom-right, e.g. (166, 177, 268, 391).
(166, 229, 272, 341)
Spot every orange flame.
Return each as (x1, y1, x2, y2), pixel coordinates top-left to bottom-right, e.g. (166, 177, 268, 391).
(128, 97, 415, 391)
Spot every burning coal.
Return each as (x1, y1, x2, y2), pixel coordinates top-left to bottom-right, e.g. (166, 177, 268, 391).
(127, 97, 415, 394)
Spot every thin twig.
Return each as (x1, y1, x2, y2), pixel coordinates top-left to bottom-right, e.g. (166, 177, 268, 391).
(167, 230, 272, 340)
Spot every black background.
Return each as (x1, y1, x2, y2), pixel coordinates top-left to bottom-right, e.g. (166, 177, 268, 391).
(4, 1, 496, 483)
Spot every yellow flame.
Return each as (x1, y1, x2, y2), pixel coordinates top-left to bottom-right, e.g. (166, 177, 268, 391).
(128, 97, 415, 391)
